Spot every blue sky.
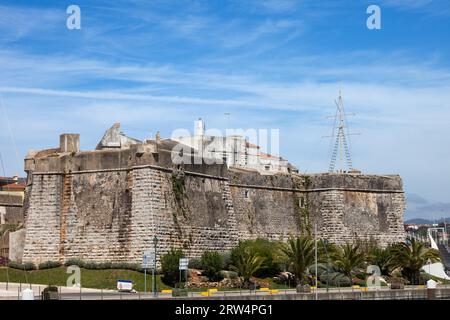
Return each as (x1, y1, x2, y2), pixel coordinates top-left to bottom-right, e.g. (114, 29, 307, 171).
(0, 0, 449, 220)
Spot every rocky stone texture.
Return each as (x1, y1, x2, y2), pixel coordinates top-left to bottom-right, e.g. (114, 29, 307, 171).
(22, 174, 61, 264)
(9, 228, 26, 262)
(308, 190, 405, 245)
(21, 167, 405, 264)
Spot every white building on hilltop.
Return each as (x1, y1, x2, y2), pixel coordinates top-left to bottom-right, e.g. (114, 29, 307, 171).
(173, 119, 298, 175)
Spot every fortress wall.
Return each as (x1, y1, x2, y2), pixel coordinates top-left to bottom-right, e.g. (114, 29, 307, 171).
(228, 171, 405, 247)
(22, 174, 62, 264)
(307, 190, 405, 246)
(22, 166, 241, 264)
(132, 168, 239, 261)
(60, 171, 134, 262)
(230, 186, 305, 241)
(21, 162, 405, 264)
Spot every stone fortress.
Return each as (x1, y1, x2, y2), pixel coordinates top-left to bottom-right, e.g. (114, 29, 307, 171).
(18, 121, 406, 265)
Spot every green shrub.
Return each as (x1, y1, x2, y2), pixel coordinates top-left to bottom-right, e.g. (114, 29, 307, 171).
(220, 251, 232, 270)
(38, 261, 62, 270)
(8, 261, 36, 270)
(231, 239, 281, 277)
(161, 249, 185, 287)
(230, 242, 265, 286)
(84, 262, 100, 270)
(320, 272, 352, 287)
(355, 279, 367, 287)
(98, 262, 112, 269)
(201, 251, 224, 282)
(63, 259, 141, 271)
(64, 258, 85, 268)
(188, 258, 202, 270)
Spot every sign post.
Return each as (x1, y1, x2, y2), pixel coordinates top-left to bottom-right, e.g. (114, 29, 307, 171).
(153, 236, 159, 297)
(179, 258, 189, 289)
(142, 251, 155, 294)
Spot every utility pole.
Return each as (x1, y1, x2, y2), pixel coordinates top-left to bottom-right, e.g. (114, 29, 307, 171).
(314, 222, 318, 300)
(153, 236, 158, 297)
(144, 268, 147, 294)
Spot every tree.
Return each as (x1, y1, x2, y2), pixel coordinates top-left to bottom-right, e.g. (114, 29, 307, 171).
(389, 238, 440, 284)
(281, 236, 316, 285)
(230, 243, 265, 287)
(368, 245, 394, 276)
(161, 248, 184, 287)
(231, 238, 282, 277)
(332, 243, 365, 280)
(201, 251, 224, 282)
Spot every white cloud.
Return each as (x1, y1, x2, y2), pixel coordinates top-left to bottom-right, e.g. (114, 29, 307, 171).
(0, 5, 63, 42)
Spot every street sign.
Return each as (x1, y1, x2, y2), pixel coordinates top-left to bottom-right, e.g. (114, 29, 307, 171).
(179, 258, 189, 270)
(142, 251, 155, 269)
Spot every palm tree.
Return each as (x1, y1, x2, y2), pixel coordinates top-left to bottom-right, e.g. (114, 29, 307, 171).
(369, 245, 394, 276)
(389, 238, 440, 284)
(332, 243, 366, 281)
(231, 246, 265, 287)
(281, 236, 316, 285)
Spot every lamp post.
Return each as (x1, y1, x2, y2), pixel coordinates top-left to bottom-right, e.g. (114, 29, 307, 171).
(153, 236, 158, 297)
(314, 222, 318, 300)
(323, 239, 329, 293)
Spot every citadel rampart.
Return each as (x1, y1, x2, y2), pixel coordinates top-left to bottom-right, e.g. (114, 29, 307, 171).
(20, 134, 405, 264)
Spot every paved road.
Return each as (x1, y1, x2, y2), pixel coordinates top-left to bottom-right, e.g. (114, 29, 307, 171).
(2, 282, 449, 300)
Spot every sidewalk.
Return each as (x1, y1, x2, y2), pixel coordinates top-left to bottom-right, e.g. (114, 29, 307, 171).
(0, 282, 116, 300)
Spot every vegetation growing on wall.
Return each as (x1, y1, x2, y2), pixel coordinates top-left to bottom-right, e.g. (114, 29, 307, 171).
(171, 172, 185, 204)
(303, 175, 312, 188)
(171, 172, 194, 246)
(293, 195, 311, 235)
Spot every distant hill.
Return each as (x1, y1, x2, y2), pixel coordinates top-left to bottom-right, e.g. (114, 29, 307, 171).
(405, 218, 432, 225)
(405, 218, 449, 225)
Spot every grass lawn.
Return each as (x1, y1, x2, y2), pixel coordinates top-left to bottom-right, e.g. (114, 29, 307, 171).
(0, 267, 298, 292)
(0, 267, 171, 292)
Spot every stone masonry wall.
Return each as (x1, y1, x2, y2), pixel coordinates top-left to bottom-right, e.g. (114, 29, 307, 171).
(22, 167, 241, 264)
(22, 174, 61, 264)
(21, 167, 405, 264)
(308, 190, 405, 246)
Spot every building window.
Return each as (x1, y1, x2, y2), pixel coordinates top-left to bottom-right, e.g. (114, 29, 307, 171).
(265, 165, 270, 171)
(244, 189, 249, 199)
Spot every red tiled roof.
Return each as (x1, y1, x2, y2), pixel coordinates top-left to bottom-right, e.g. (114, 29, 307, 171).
(1, 183, 26, 190)
(260, 152, 276, 159)
(245, 141, 260, 149)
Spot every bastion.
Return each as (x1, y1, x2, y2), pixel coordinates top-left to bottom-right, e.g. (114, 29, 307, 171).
(19, 130, 405, 264)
